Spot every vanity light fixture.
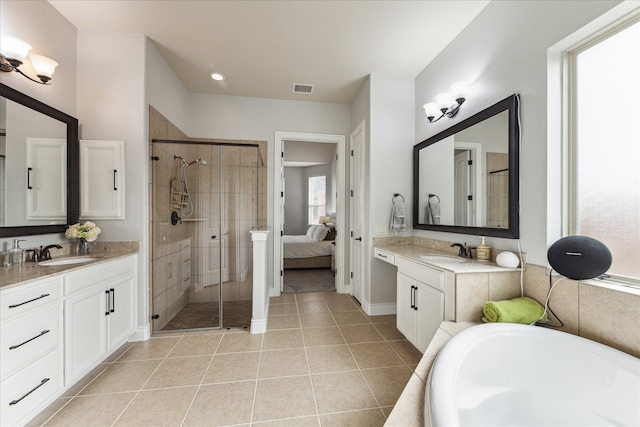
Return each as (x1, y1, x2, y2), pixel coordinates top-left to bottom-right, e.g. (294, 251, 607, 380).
(423, 81, 469, 123)
(209, 72, 225, 81)
(0, 35, 58, 84)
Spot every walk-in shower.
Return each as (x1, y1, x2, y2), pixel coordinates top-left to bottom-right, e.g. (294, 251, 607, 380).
(150, 139, 265, 332)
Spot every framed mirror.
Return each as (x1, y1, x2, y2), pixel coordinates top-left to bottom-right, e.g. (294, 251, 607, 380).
(413, 94, 520, 239)
(0, 82, 79, 237)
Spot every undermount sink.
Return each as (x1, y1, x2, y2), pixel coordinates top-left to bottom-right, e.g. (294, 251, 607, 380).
(39, 256, 98, 266)
(420, 255, 468, 263)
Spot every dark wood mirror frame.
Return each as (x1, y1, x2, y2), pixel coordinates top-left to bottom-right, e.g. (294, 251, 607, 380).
(413, 94, 520, 239)
(0, 82, 79, 237)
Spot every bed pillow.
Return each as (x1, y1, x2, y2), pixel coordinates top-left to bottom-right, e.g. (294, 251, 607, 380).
(306, 224, 329, 241)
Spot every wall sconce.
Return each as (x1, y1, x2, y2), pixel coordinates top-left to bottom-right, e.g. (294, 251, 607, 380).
(423, 81, 469, 123)
(0, 35, 58, 84)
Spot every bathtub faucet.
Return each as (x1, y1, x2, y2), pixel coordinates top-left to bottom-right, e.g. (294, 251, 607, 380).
(451, 242, 473, 258)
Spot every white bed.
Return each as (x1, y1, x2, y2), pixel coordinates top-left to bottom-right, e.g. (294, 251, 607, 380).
(283, 224, 335, 269)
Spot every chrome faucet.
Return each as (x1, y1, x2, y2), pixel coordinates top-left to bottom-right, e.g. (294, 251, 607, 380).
(26, 244, 63, 262)
(451, 242, 473, 258)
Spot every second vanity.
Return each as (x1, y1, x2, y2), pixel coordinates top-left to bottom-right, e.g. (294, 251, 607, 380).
(0, 246, 138, 427)
(374, 242, 521, 353)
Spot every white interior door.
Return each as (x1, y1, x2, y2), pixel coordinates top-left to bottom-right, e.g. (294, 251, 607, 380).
(350, 121, 365, 303)
(454, 150, 471, 226)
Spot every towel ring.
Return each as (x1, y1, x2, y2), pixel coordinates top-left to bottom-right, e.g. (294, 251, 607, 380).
(392, 193, 404, 203)
(428, 193, 440, 203)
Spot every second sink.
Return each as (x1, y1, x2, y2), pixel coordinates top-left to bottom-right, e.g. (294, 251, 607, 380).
(39, 256, 98, 266)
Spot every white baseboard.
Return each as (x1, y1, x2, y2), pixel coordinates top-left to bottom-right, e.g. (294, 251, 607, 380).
(250, 318, 267, 334)
(129, 325, 150, 341)
(361, 301, 396, 316)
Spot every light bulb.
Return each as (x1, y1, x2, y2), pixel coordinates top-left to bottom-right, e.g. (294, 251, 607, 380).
(423, 102, 440, 119)
(29, 54, 58, 82)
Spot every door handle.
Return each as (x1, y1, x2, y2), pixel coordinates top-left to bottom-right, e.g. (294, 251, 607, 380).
(113, 169, 118, 191)
(355, 237, 362, 241)
(27, 167, 33, 189)
(110, 288, 115, 313)
(410, 285, 415, 309)
(413, 286, 418, 311)
(105, 290, 111, 315)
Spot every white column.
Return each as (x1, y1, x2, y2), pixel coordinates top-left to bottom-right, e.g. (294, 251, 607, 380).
(250, 229, 270, 334)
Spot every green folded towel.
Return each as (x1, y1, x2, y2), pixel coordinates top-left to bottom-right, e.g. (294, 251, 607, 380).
(482, 297, 547, 324)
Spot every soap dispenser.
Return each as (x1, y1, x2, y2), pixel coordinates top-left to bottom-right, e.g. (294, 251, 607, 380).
(477, 236, 490, 262)
(6, 239, 26, 267)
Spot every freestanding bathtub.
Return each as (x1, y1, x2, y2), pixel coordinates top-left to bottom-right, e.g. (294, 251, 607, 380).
(426, 323, 640, 427)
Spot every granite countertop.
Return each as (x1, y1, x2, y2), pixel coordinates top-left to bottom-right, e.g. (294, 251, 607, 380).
(374, 243, 520, 273)
(0, 241, 139, 290)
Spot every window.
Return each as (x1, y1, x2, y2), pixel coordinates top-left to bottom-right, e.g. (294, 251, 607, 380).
(567, 19, 640, 285)
(308, 175, 326, 224)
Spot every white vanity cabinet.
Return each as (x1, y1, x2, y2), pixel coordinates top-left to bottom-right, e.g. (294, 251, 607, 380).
(80, 140, 125, 219)
(396, 258, 445, 352)
(0, 277, 62, 427)
(63, 256, 136, 385)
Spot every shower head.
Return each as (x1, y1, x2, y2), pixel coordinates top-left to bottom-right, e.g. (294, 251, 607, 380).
(186, 158, 207, 166)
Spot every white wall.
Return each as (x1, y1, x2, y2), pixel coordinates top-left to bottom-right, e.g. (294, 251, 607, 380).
(413, 0, 622, 266)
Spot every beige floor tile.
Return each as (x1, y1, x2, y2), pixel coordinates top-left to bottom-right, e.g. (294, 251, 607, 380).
(253, 376, 317, 422)
(302, 326, 345, 347)
(312, 371, 377, 414)
(217, 331, 263, 353)
(259, 348, 309, 378)
(306, 345, 358, 374)
(114, 387, 197, 426)
(263, 329, 304, 350)
(203, 351, 260, 383)
(117, 337, 180, 361)
(339, 324, 385, 344)
(332, 310, 371, 325)
(269, 303, 298, 315)
(384, 373, 425, 426)
(143, 355, 211, 389)
(61, 364, 109, 397)
(183, 381, 256, 427)
(373, 323, 406, 341)
(297, 302, 330, 314)
(79, 360, 161, 395)
(319, 408, 386, 427)
(321, 292, 353, 301)
(25, 398, 70, 427)
(361, 366, 413, 406)
(253, 416, 320, 426)
(367, 314, 397, 324)
(387, 340, 423, 365)
(349, 342, 405, 369)
(270, 294, 296, 304)
(380, 406, 394, 419)
(43, 393, 135, 427)
(300, 311, 336, 328)
(267, 314, 301, 330)
(104, 342, 134, 362)
(295, 293, 326, 303)
(325, 300, 360, 312)
(168, 333, 222, 357)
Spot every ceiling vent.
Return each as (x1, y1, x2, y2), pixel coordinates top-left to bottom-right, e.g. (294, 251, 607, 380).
(292, 83, 314, 94)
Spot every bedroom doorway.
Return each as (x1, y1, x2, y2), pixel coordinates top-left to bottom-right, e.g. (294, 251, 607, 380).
(274, 132, 347, 297)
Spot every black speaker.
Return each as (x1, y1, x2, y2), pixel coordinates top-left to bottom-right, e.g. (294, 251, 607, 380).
(547, 236, 612, 280)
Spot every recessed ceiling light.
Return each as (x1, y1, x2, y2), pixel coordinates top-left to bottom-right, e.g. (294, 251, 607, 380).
(209, 72, 224, 81)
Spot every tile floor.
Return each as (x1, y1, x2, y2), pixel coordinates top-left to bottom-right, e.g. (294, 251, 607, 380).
(29, 292, 421, 427)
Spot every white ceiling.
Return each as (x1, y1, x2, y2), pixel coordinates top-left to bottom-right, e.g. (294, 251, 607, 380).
(48, 0, 489, 104)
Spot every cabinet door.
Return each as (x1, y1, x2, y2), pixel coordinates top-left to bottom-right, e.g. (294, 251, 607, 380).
(107, 274, 136, 351)
(415, 282, 444, 353)
(396, 273, 417, 344)
(64, 285, 108, 385)
(80, 140, 125, 219)
(26, 138, 66, 220)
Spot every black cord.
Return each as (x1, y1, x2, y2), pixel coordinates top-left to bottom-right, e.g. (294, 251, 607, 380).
(536, 273, 565, 329)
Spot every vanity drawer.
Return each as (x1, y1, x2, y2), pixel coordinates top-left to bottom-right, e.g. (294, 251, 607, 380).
(0, 277, 60, 322)
(374, 248, 396, 265)
(0, 303, 59, 380)
(0, 349, 60, 427)
(64, 256, 135, 296)
(397, 257, 444, 292)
